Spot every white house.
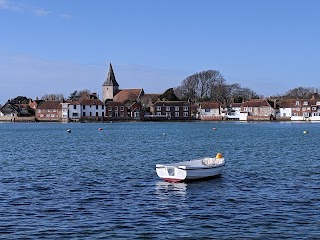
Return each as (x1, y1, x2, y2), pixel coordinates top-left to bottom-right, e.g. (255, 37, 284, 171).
(68, 101, 81, 121)
(80, 99, 105, 119)
(199, 101, 223, 121)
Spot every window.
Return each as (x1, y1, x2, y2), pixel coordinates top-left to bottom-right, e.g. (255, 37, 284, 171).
(83, 105, 86, 110)
(303, 101, 308, 106)
(166, 106, 170, 111)
(73, 105, 76, 109)
(72, 113, 78, 117)
(312, 107, 317, 110)
(183, 112, 189, 117)
(96, 105, 98, 110)
(96, 112, 98, 117)
(156, 112, 161, 115)
(48, 109, 51, 112)
(108, 107, 112, 111)
(183, 106, 188, 111)
(120, 106, 124, 111)
(205, 109, 210, 112)
(102, 112, 104, 117)
(38, 109, 41, 113)
(175, 106, 179, 111)
(46, 114, 50, 117)
(249, 107, 252, 112)
(115, 106, 118, 111)
(157, 106, 161, 111)
(90, 112, 92, 116)
(51, 114, 55, 117)
(244, 107, 247, 111)
(302, 107, 306, 111)
(120, 112, 124, 117)
(102, 105, 104, 109)
(83, 112, 86, 117)
(296, 101, 300, 106)
(40, 114, 44, 117)
(175, 112, 179, 117)
(303, 112, 309, 117)
(53, 109, 56, 112)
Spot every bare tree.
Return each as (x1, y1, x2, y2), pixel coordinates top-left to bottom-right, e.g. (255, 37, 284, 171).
(283, 87, 319, 99)
(41, 94, 64, 101)
(175, 70, 226, 102)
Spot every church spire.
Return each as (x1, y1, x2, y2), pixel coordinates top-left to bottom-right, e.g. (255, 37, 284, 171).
(102, 63, 120, 103)
(102, 63, 119, 87)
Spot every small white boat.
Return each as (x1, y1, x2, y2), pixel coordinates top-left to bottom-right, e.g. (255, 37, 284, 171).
(156, 153, 225, 182)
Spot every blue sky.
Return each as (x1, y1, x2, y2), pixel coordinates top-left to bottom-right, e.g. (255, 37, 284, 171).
(1, 0, 320, 104)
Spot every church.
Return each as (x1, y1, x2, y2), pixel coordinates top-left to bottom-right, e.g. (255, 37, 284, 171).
(102, 63, 145, 120)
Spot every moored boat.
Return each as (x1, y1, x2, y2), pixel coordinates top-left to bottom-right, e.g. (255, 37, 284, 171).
(156, 153, 225, 182)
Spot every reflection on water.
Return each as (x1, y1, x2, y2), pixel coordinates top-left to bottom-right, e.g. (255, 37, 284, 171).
(155, 181, 187, 199)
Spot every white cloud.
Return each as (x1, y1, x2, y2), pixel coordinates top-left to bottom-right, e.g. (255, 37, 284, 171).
(59, 13, 72, 19)
(0, 0, 22, 11)
(0, 0, 69, 18)
(33, 8, 50, 16)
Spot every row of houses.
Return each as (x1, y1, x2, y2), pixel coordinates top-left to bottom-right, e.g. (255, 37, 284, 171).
(2, 97, 320, 122)
(0, 98, 193, 122)
(200, 97, 320, 121)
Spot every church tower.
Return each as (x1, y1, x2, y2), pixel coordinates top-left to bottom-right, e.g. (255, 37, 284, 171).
(102, 63, 119, 103)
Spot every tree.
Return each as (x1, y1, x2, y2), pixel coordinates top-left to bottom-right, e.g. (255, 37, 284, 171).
(68, 91, 78, 100)
(282, 87, 319, 99)
(175, 70, 226, 102)
(41, 94, 64, 101)
(159, 88, 180, 101)
(230, 87, 259, 103)
(10, 96, 30, 104)
(67, 89, 92, 101)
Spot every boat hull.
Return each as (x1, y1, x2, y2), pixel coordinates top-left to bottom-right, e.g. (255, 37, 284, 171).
(156, 157, 225, 182)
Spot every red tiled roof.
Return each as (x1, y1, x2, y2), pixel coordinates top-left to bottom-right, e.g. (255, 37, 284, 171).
(201, 101, 221, 109)
(113, 89, 143, 103)
(242, 99, 271, 107)
(37, 100, 62, 109)
(230, 103, 242, 107)
(66, 100, 80, 105)
(80, 99, 103, 105)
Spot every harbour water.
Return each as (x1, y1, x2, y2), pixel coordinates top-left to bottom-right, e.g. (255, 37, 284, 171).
(0, 121, 319, 239)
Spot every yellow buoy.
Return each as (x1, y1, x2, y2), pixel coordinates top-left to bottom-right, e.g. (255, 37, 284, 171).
(216, 152, 223, 158)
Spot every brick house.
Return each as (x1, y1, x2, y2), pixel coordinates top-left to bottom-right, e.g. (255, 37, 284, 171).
(241, 99, 277, 120)
(147, 101, 191, 120)
(36, 100, 62, 122)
